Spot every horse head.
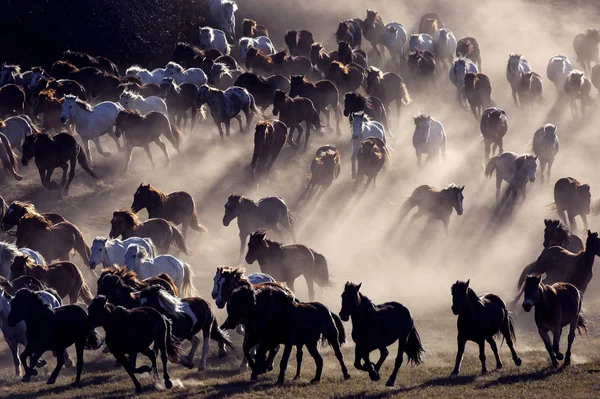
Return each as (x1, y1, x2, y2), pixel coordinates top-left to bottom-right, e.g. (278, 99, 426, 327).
(339, 281, 362, 321)
(451, 279, 470, 315)
(543, 219, 568, 248)
(522, 275, 542, 312)
(577, 183, 592, 214)
(131, 183, 152, 213)
(7, 288, 38, 326)
(87, 295, 110, 327)
(89, 237, 108, 269)
(221, 285, 255, 330)
(507, 54, 522, 74)
(20, 134, 37, 166)
(586, 230, 600, 256)
(350, 112, 365, 139)
(59, 94, 78, 124)
(124, 244, 143, 270)
(222, 1, 238, 41)
(245, 230, 267, 264)
(446, 184, 465, 215)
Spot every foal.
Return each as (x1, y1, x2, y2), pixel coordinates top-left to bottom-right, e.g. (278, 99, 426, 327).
(272, 90, 321, 150)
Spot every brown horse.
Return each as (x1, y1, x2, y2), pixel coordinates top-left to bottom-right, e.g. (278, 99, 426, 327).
(522, 275, 586, 366)
(310, 44, 339, 76)
(517, 72, 544, 112)
(109, 209, 189, 255)
(366, 67, 411, 123)
(543, 219, 584, 253)
(463, 73, 493, 119)
(10, 255, 93, 304)
(337, 41, 368, 69)
(302, 145, 341, 200)
(159, 78, 198, 129)
(407, 50, 436, 88)
(284, 30, 314, 58)
(573, 29, 600, 73)
(343, 92, 389, 135)
(1, 201, 66, 233)
(131, 183, 206, 238)
(0, 84, 25, 117)
(0, 130, 22, 181)
(362, 10, 385, 58)
(114, 110, 182, 171)
(289, 75, 341, 136)
(328, 61, 365, 94)
(355, 137, 388, 191)
(0, 274, 46, 295)
(554, 177, 591, 232)
(456, 37, 482, 70)
(419, 13, 444, 36)
(480, 107, 507, 161)
(234, 72, 290, 109)
(565, 71, 593, 117)
(242, 19, 269, 38)
(32, 90, 71, 133)
(246, 230, 331, 301)
(16, 214, 90, 264)
(251, 120, 287, 180)
(273, 90, 320, 150)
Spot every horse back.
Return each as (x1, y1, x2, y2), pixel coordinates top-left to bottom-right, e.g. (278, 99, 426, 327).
(355, 301, 412, 349)
(182, 297, 214, 334)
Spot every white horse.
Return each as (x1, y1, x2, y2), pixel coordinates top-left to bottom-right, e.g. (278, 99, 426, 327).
(433, 28, 457, 69)
(0, 241, 46, 280)
(0, 115, 39, 152)
(88, 236, 156, 269)
(209, 0, 238, 42)
(546, 55, 573, 94)
(532, 124, 559, 184)
(59, 95, 123, 163)
(124, 244, 197, 297)
(412, 114, 446, 166)
(119, 91, 168, 116)
(199, 27, 230, 55)
(484, 151, 537, 202)
(350, 112, 386, 178)
(124, 66, 166, 85)
(408, 33, 434, 54)
(449, 58, 478, 105)
(0, 288, 62, 376)
(239, 36, 275, 61)
(164, 62, 207, 87)
(506, 54, 531, 106)
(382, 22, 407, 65)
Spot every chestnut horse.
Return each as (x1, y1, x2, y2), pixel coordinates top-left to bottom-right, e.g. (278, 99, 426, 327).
(251, 120, 287, 181)
(1, 201, 66, 233)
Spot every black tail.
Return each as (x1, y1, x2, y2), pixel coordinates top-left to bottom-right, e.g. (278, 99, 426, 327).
(331, 312, 346, 345)
(577, 314, 587, 335)
(85, 328, 104, 350)
(484, 156, 498, 179)
(211, 319, 234, 349)
(77, 147, 99, 179)
(313, 251, 332, 288)
(165, 317, 180, 363)
(405, 325, 425, 365)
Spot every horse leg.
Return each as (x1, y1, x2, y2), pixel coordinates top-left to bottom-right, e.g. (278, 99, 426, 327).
(564, 317, 579, 365)
(92, 136, 112, 157)
(46, 347, 65, 385)
(140, 346, 158, 381)
(143, 145, 156, 169)
(408, 210, 425, 226)
(374, 347, 389, 372)
(501, 317, 522, 366)
(495, 175, 502, 203)
(385, 336, 406, 387)
(552, 327, 564, 361)
(581, 213, 589, 231)
(154, 138, 171, 167)
(539, 327, 558, 366)
(486, 336, 502, 370)
(547, 159, 553, 181)
(59, 163, 68, 189)
(190, 107, 197, 131)
(416, 150, 422, 167)
(306, 342, 323, 383)
(293, 344, 303, 379)
(215, 120, 225, 138)
(276, 344, 293, 384)
(484, 140, 491, 161)
(304, 274, 315, 301)
(567, 210, 578, 232)
(21, 349, 42, 382)
(64, 157, 77, 195)
(183, 335, 200, 368)
(115, 352, 142, 392)
(8, 340, 21, 376)
(477, 339, 488, 375)
(234, 115, 244, 133)
(450, 336, 466, 377)
(239, 233, 247, 264)
(351, 153, 357, 179)
(288, 125, 297, 148)
(511, 89, 518, 107)
(83, 138, 94, 165)
(225, 120, 232, 137)
(197, 332, 210, 371)
(353, 345, 366, 371)
(123, 144, 134, 171)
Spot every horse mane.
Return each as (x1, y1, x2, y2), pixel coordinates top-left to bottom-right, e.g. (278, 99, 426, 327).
(0, 241, 19, 262)
(19, 254, 46, 271)
(220, 266, 247, 281)
(39, 89, 59, 102)
(55, 60, 79, 72)
(126, 65, 147, 74)
(146, 184, 169, 205)
(101, 265, 144, 288)
(346, 92, 371, 110)
(134, 245, 150, 261)
(0, 119, 5, 129)
(20, 213, 52, 229)
(247, 47, 273, 64)
(155, 287, 185, 318)
(413, 113, 431, 125)
(119, 108, 144, 119)
(367, 66, 384, 79)
(166, 61, 184, 73)
(2, 64, 21, 74)
(451, 281, 482, 304)
(114, 209, 140, 227)
(64, 94, 93, 112)
(222, 0, 238, 12)
(315, 148, 338, 165)
(212, 62, 233, 78)
(120, 90, 142, 101)
(330, 61, 349, 74)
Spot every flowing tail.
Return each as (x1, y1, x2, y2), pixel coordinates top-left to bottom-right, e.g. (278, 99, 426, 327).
(405, 325, 425, 365)
(164, 316, 180, 363)
(577, 314, 587, 334)
(171, 226, 190, 255)
(157, 272, 179, 297)
(85, 328, 104, 350)
(211, 319, 234, 349)
(507, 313, 517, 343)
(249, 93, 265, 120)
(181, 263, 199, 297)
(313, 251, 332, 288)
(331, 312, 346, 345)
(77, 147, 99, 180)
(71, 224, 91, 266)
(190, 210, 208, 234)
(397, 197, 417, 224)
(484, 155, 499, 179)
(400, 82, 412, 105)
(0, 132, 22, 181)
(166, 121, 183, 151)
(79, 277, 94, 304)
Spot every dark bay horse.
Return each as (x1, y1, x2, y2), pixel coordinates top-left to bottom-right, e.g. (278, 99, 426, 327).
(223, 194, 296, 261)
(355, 137, 388, 191)
(251, 120, 287, 181)
(246, 230, 331, 301)
(301, 145, 341, 200)
(87, 296, 176, 392)
(21, 133, 98, 195)
(10, 255, 93, 304)
(97, 265, 179, 305)
(159, 78, 198, 129)
(456, 37, 482, 70)
(131, 183, 206, 238)
(0, 84, 25, 117)
(340, 282, 424, 386)
(480, 107, 507, 161)
(310, 43, 339, 76)
(543, 219, 583, 253)
(335, 19, 363, 49)
(450, 280, 521, 377)
(523, 275, 586, 366)
(1, 201, 66, 233)
(362, 10, 385, 57)
(343, 92, 389, 136)
(8, 288, 103, 384)
(328, 61, 365, 94)
(407, 50, 436, 88)
(234, 72, 290, 109)
(289, 75, 341, 136)
(242, 19, 269, 38)
(554, 177, 591, 232)
(273, 90, 321, 150)
(109, 209, 189, 255)
(16, 214, 90, 264)
(365, 67, 411, 123)
(463, 73, 493, 119)
(419, 13, 444, 36)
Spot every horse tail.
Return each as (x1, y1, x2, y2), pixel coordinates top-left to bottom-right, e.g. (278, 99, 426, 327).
(181, 263, 199, 297)
(171, 226, 191, 255)
(517, 260, 539, 290)
(484, 155, 498, 179)
(311, 107, 322, 130)
(157, 272, 179, 297)
(400, 82, 412, 105)
(249, 93, 265, 120)
(71, 225, 91, 265)
(76, 146, 99, 180)
(190, 209, 208, 234)
(405, 324, 425, 365)
(397, 196, 417, 223)
(211, 318, 234, 349)
(79, 277, 94, 304)
(330, 311, 346, 345)
(313, 251, 332, 288)
(164, 316, 180, 363)
(166, 119, 183, 150)
(577, 314, 587, 335)
(0, 133, 21, 180)
(85, 328, 104, 350)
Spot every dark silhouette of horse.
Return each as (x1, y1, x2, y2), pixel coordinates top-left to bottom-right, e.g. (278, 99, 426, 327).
(234, 72, 290, 109)
(532, 124, 559, 183)
(592, 64, 600, 92)
(517, 72, 544, 111)
(251, 120, 287, 180)
(450, 280, 521, 377)
(340, 282, 424, 386)
(543, 219, 583, 253)
(456, 37, 482, 69)
(242, 19, 269, 38)
(310, 44, 339, 76)
(463, 73, 493, 118)
(337, 41, 368, 69)
(301, 145, 341, 200)
(0, 84, 25, 117)
(335, 19, 363, 49)
(573, 29, 600, 73)
(554, 177, 591, 232)
(407, 50, 436, 88)
(418, 13, 444, 36)
(284, 30, 314, 58)
(50, 61, 103, 94)
(36, 78, 87, 101)
(97, 265, 178, 305)
(355, 137, 388, 191)
(172, 42, 205, 68)
(522, 275, 586, 366)
(159, 77, 198, 129)
(1, 201, 65, 233)
(565, 71, 593, 117)
(0, 274, 47, 295)
(32, 90, 72, 133)
(246, 48, 312, 77)
(362, 10, 385, 57)
(328, 61, 365, 93)
(62, 50, 119, 75)
(343, 92, 389, 135)
(366, 67, 411, 123)
(289, 75, 341, 136)
(480, 107, 507, 161)
(273, 90, 320, 150)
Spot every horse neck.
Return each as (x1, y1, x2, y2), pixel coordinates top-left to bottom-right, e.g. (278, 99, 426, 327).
(355, 293, 375, 320)
(460, 289, 482, 318)
(239, 199, 264, 225)
(579, 241, 597, 271)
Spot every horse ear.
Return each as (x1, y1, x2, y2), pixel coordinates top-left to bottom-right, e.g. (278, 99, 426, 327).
(589, 230, 593, 236)
(130, 291, 141, 300)
(533, 156, 538, 160)
(357, 282, 362, 290)
(544, 219, 550, 226)
(460, 185, 465, 192)
(465, 279, 470, 289)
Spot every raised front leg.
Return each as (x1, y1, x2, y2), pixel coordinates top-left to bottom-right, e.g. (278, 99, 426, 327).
(450, 336, 466, 377)
(182, 335, 200, 368)
(8, 340, 21, 376)
(115, 352, 142, 392)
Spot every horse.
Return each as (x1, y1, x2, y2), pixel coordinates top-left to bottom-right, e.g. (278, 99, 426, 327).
(8, 288, 103, 384)
(252, 285, 349, 384)
(517, 72, 544, 111)
(251, 120, 287, 181)
(0, 64, 23, 86)
(246, 230, 331, 301)
(433, 28, 457, 69)
(125, 65, 166, 85)
(273, 90, 320, 150)
(463, 73, 493, 119)
(412, 114, 446, 167)
(246, 48, 312, 77)
(338, 41, 368, 69)
(197, 85, 261, 138)
(543, 219, 584, 254)
(350, 112, 386, 178)
(382, 23, 407, 65)
(0, 84, 25, 117)
(212, 266, 275, 309)
(284, 30, 314, 58)
(419, 12, 444, 35)
(118, 90, 167, 115)
(209, 0, 237, 42)
(114, 110, 182, 171)
(21, 133, 98, 195)
(199, 27, 230, 55)
(91, 73, 142, 102)
(449, 58, 479, 106)
(89, 236, 156, 270)
(310, 44, 339, 76)
(361, 10, 385, 58)
(62, 50, 119, 75)
(1, 201, 66, 233)
(223, 194, 296, 261)
(343, 92, 389, 135)
(97, 266, 178, 304)
(484, 152, 537, 202)
(1, 114, 41, 150)
(32, 90, 71, 134)
(38, 78, 87, 101)
(546, 55, 573, 93)
(0, 241, 46, 282)
(124, 244, 197, 297)
(171, 42, 206, 68)
(86, 296, 176, 392)
(59, 95, 123, 164)
(554, 177, 591, 232)
(50, 62, 104, 95)
(456, 37, 482, 70)
(532, 124, 559, 184)
(408, 33, 434, 54)
(450, 280, 521, 377)
(164, 62, 207, 87)
(335, 19, 362, 49)
(340, 282, 424, 386)
(355, 137, 388, 191)
(564, 71, 593, 117)
(242, 19, 269, 38)
(118, 82, 162, 98)
(234, 72, 290, 109)
(480, 107, 507, 161)
(522, 275, 586, 366)
(10, 255, 93, 304)
(239, 37, 275, 61)
(289, 75, 341, 136)
(16, 214, 90, 264)
(366, 67, 411, 122)
(302, 145, 341, 200)
(109, 209, 189, 255)
(328, 61, 365, 94)
(573, 29, 600, 73)
(506, 54, 531, 106)
(407, 51, 436, 88)
(160, 77, 198, 129)
(0, 130, 22, 180)
(136, 285, 233, 370)
(397, 184, 464, 234)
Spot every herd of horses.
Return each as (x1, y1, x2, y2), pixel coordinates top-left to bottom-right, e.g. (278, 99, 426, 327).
(0, 1, 600, 395)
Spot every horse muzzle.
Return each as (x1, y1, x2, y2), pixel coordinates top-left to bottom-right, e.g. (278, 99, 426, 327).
(88, 260, 97, 269)
(522, 301, 533, 312)
(339, 311, 349, 322)
(109, 230, 117, 239)
(215, 299, 226, 309)
(456, 209, 464, 216)
(59, 117, 68, 124)
(21, 158, 29, 166)
(451, 306, 460, 315)
(222, 217, 231, 227)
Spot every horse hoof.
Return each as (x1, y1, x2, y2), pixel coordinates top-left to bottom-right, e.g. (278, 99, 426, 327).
(267, 365, 273, 372)
(250, 373, 258, 381)
(21, 375, 31, 383)
(198, 365, 206, 372)
(36, 360, 47, 368)
(65, 359, 73, 369)
(103, 152, 112, 157)
(565, 357, 571, 366)
(165, 379, 173, 389)
(556, 352, 564, 361)
(46, 378, 56, 385)
(369, 371, 380, 381)
(385, 380, 395, 387)
(30, 369, 38, 376)
(310, 378, 320, 384)
(496, 363, 503, 370)
(218, 350, 227, 359)
(344, 373, 351, 380)
(481, 368, 488, 375)
(552, 360, 559, 367)
(135, 385, 142, 393)
(276, 378, 285, 385)
(515, 358, 522, 366)
(449, 372, 458, 379)
(15, 175, 23, 181)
